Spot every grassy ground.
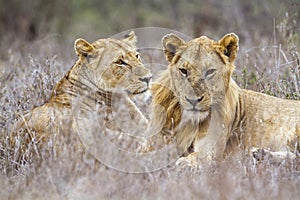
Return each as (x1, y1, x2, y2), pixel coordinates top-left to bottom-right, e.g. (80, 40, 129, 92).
(1, 18, 300, 199)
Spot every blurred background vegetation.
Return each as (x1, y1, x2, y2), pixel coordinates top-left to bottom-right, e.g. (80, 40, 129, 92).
(0, 0, 299, 45)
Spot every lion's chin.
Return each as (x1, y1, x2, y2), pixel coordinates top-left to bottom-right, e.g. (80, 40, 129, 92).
(181, 109, 209, 125)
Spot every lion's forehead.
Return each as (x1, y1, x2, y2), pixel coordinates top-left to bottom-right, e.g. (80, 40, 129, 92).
(179, 39, 220, 67)
(92, 38, 135, 52)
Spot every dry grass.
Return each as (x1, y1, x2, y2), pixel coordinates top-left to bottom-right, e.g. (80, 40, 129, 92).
(1, 19, 300, 199)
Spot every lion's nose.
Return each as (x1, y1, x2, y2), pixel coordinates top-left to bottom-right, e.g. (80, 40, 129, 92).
(185, 96, 204, 106)
(139, 76, 152, 86)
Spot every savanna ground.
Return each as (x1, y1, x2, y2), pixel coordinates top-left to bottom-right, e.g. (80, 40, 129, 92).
(1, 1, 300, 199)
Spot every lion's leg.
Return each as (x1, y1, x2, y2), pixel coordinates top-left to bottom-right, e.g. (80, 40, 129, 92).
(175, 125, 210, 169)
(189, 119, 222, 160)
(127, 98, 148, 129)
(110, 96, 148, 135)
(103, 96, 150, 153)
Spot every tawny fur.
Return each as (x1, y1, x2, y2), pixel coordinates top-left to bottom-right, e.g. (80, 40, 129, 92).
(150, 33, 300, 166)
(10, 32, 152, 165)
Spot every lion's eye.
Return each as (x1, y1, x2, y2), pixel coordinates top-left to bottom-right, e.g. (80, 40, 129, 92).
(179, 68, 188, 77)
(115, 59, 127, 66)
(136, 54, 141, 60)
(205, 69, 216, 77)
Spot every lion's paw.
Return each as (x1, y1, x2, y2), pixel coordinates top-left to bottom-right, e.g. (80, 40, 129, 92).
(250, 147, 296, 165)
(250, 147, 268, 162)
(175, 153, 201, 171)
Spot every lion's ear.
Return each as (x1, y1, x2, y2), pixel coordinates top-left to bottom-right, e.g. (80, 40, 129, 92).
(74, 38, 94, 57)
(162, 34, 186, 63)
(123, 31, 137, 47)
(218, 33, 239, 63)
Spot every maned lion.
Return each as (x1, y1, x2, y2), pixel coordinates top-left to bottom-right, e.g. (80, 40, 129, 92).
(10, 31, 152, 166)
(149, 32, 299, 167)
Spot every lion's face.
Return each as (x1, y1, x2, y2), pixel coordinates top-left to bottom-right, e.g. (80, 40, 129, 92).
(162, 33, 239, 122)
(74, 31, 152, 95)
